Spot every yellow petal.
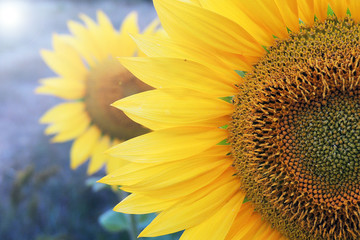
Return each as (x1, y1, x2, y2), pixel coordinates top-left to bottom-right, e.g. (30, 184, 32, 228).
(349, 0, 360, 22)
(217, 52, 257, 74)
(41, 36, 87, 80)
(231, 0, 289, 39)
(235, 216, 265, 239)
(198, 0, 276, 46)
(142, 18, 161, 35)
(118, 11, 139, 56)
(112, 88, 232, 128)
(44, 110, 90, 141)
(329, 0, 349, 18)
(274, 0, 299, 33)
(40, 102, 84, 123)
(252, 223, 278, 240)
(70, 125, 101, 169)
(226, 203, 255, 239)
(67, 20, 102, 64)
(298, 0, 314, 26)
(182, 0, 201, 5)
(106, 155, 128, 174)
(132, 34, 240, 80)
(121, 164, 232, 200)
(50, 126, 88, 143)
(50, 113, 90, 143)
(180, 191, 245, 240)
(44, 115, 87, 135)
(44, 124, 59, 135)
(314, 0, 330, 22)
(107, 126, 227, 163)
(125, 111, 230, 131)
(101, 145, 230, 186)
(268, 230, 288, 240)
(52, 34, 87, 76)
(101, 162, 166, 186)
(120, 156, 232, 191)
(120, 57, 237, 97)
(95, 11, 120, 58)
(97, 10, 115, 34)
(154, 0, 264, 56)
(137, 19, 161, 58)
(105, 139, 130, 174)
(79, 12, 97, 28)
(226, 203, 281, 240)
(139, 171, 239, 237)
(87, 135, 111, 175)
(120, 112, 172, 130)
(120, 11, 139, 36)
(36, 77, 85, 100)
(114, 193, 176, 214)
(79, 13, 110, 60)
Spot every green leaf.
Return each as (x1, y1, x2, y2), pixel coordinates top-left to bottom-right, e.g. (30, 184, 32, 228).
(93, 182, 108, 192)
(98, 210, 129, 233)
(85, 177, 98, 186)
(85, 177, 108, 192)
(136, 213, 155, 230)
(235, 70, 246, 78)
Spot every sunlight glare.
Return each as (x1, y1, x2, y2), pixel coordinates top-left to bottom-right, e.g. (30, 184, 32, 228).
(0, 1, 27, 35)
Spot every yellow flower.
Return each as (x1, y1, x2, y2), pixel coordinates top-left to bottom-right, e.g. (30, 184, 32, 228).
(101, 1, 360, 239)
(37, 11, 159, 175)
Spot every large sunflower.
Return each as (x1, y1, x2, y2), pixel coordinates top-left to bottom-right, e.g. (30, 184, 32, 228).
(100, 1, 360, 239)
(37, 11, 158, 174)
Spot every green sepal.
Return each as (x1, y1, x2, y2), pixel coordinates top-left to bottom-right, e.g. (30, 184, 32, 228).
(243, 196, 251, 203)
(219, 96, 233, 103)
(262, 45, 270, 53)
(220, 124, 229, 129)
(347, 8, 351, 16)
(235, 70, 246, 78)
(327, 5, 334, 16)
(217, 139, 230, 145)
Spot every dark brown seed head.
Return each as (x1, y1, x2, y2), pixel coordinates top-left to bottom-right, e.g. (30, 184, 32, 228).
(85, 58, 150, 140)
(229, 17, 360, 240)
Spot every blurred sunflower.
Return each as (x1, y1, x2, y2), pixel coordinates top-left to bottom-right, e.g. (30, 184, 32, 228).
(37, 11, 159, 175)
(100, 0, 360, 239)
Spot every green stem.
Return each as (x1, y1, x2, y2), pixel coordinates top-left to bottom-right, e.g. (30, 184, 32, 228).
(117, 190, 138, 240)
(129, 213, 139, 240)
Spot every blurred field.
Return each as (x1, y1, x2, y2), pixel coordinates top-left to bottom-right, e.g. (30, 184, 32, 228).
(0, 0, 159, 239)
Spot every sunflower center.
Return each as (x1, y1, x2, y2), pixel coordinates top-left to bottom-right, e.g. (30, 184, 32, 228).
(284, 90, 360, 207)
(230, 17, 360, 240)
(84, 58, 150, 140)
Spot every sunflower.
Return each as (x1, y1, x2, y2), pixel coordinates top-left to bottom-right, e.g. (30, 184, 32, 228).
(37, 11, 159, 175)
(100, 0, 360, 239)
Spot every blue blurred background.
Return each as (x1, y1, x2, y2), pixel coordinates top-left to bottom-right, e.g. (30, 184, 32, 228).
(0, 0, 170, 239)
